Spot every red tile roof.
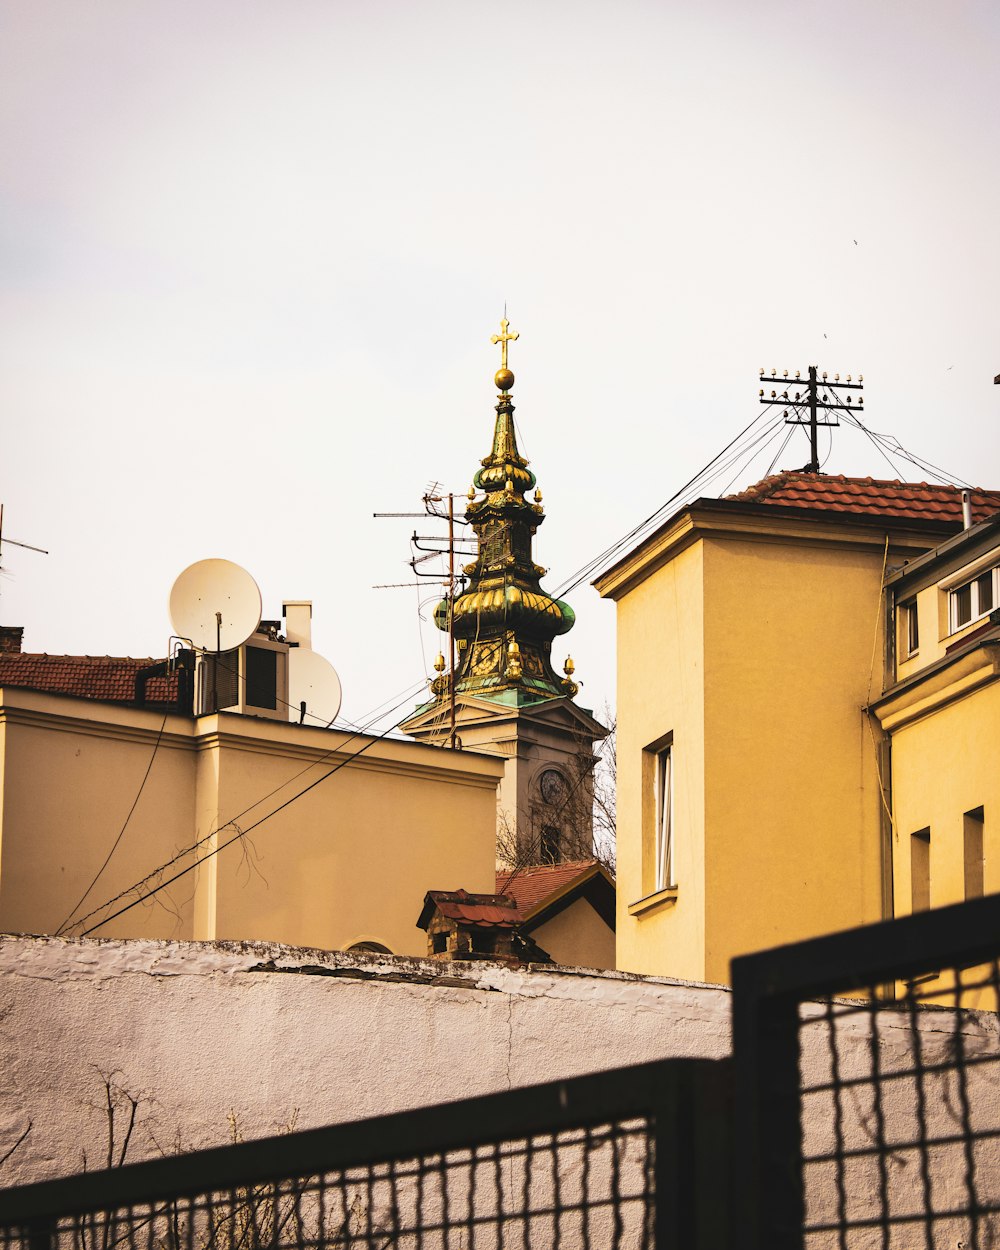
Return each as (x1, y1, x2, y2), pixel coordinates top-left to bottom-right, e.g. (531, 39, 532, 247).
(419, 889, 519, 929)
(0, 654, 177, 704)
(725, 473, 1000, 524)
(495, 861, 606, 921)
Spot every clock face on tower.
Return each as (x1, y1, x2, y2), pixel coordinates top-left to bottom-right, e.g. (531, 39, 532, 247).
(539, 769, 568, 805)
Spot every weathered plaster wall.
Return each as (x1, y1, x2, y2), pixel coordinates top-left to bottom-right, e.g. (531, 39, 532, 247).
(1, 933, 995, 1241)
(0, 935, 730, 1187)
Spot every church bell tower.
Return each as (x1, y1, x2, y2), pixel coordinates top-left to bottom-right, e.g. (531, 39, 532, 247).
(402, 321, 608, 868)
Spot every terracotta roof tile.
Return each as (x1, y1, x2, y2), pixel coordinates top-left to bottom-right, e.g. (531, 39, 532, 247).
(421, 889, 519, 928)
(725, 473, 1000, 524)
(495, 861, 604, 921)
(0, 654, 177, 704)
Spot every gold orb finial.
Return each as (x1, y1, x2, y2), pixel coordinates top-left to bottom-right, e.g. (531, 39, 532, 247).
(495, 368, 515, 392)
(564, 655, 575, 677)
(433, 653, 446, 673)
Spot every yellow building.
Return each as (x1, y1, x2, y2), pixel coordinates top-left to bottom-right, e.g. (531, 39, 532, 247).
(871, 509, 1000, 922)
(596, 473, 1000, 984)
(0, 633, 503, 956)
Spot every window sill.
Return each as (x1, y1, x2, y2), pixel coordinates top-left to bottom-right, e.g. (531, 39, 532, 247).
(628, 886, 678, 917)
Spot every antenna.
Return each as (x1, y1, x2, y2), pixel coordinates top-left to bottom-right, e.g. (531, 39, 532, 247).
(0, 504, 50, 576)
(288, 649, 343, 727)
(758, 366, 864, 472)
(168, 559, 262, 653)
(375, 492, 477, 750)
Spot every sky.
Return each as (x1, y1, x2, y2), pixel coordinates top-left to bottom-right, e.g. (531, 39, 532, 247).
(2, 0, 999, 731)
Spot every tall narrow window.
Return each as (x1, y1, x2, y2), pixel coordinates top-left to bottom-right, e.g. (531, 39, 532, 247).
(539, 825, 561, 865)
(655, 745, 674, 891)
(901, 599, 919, 656)
(964, 807, 985, 899)
(911, 828, 930, 912)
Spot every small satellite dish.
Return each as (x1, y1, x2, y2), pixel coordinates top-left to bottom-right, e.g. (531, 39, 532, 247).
(169, 559, 262, 653)
(288, 648, 343, 727)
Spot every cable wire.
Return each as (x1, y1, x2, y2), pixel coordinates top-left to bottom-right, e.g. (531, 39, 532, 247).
(56, 710, 170, 935)
(66, 679, 428, 936)
(78, 698, 424, 937)
(552, 404, 781, 598)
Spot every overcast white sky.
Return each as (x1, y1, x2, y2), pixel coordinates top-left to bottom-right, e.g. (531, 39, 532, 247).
(2, 0, 998, 729)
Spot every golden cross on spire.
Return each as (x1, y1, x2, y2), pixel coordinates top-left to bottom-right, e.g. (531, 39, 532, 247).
(491, 317, 519, 370)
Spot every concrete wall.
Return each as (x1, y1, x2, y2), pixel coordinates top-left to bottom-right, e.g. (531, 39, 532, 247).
(0, 933, 995, 1248)
(0, 935, 730, 1187)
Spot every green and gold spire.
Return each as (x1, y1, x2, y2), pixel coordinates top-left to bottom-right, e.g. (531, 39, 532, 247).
(431, 319, 577, 706)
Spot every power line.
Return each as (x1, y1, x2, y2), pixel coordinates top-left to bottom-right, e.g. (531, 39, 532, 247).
(78, 693, 427, 937)
(552, 404, 781, 599)
(67, 679, 428, 936)
(56, 710, 170, 935)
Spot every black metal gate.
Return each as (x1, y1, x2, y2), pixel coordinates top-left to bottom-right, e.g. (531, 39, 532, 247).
(0, 1059, 730, 1250)
(2, 893, 999, 1249)
(732, 892, 1000, 1250)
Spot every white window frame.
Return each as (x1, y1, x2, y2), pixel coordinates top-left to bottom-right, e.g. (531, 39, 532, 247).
(948, 564, 999, 634)
(654, 744, 674, 891)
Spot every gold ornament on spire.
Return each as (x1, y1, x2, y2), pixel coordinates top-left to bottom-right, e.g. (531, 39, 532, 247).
(491, 317, 518, 393)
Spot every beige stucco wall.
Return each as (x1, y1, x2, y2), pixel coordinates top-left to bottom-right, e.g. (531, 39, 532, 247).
(613, 539, 706, 979)
(602, 510, 938, 985)
(531, 896, 616, 970)
(889, 680, 1000, 921)
(0, 689, 504, 957)
(700, 535, 887, 984)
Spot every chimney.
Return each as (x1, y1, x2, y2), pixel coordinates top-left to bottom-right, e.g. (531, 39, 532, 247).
(962, 490, 973, 530)
(0, 626, 24, 655)
(282, 601, 312, 650)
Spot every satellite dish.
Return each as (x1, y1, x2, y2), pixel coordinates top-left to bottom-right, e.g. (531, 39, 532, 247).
(169, 559, 262, 652)
(288, 648, 343, 727)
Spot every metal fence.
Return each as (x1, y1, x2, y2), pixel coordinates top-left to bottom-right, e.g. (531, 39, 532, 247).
(3, 894, 999, 1249)
(732, 891, 1000, 1250)
(0, 1059, 730, 1250)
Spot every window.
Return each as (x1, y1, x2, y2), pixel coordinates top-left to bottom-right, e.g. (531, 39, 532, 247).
(949, 565, 999, 633)
(539, 825, 562, 864)
(964, 807, 985, 900)
(900, 599, 919, 656)
(654, 744, 674, 892)
(911, 828, 930, 912)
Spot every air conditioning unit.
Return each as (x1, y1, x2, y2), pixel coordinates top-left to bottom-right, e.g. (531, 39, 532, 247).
(194, 632, 290, 721)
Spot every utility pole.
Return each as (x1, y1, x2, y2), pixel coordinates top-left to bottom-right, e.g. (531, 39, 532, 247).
(373, 489, 477, 750)
(759, 367, 865, 472)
